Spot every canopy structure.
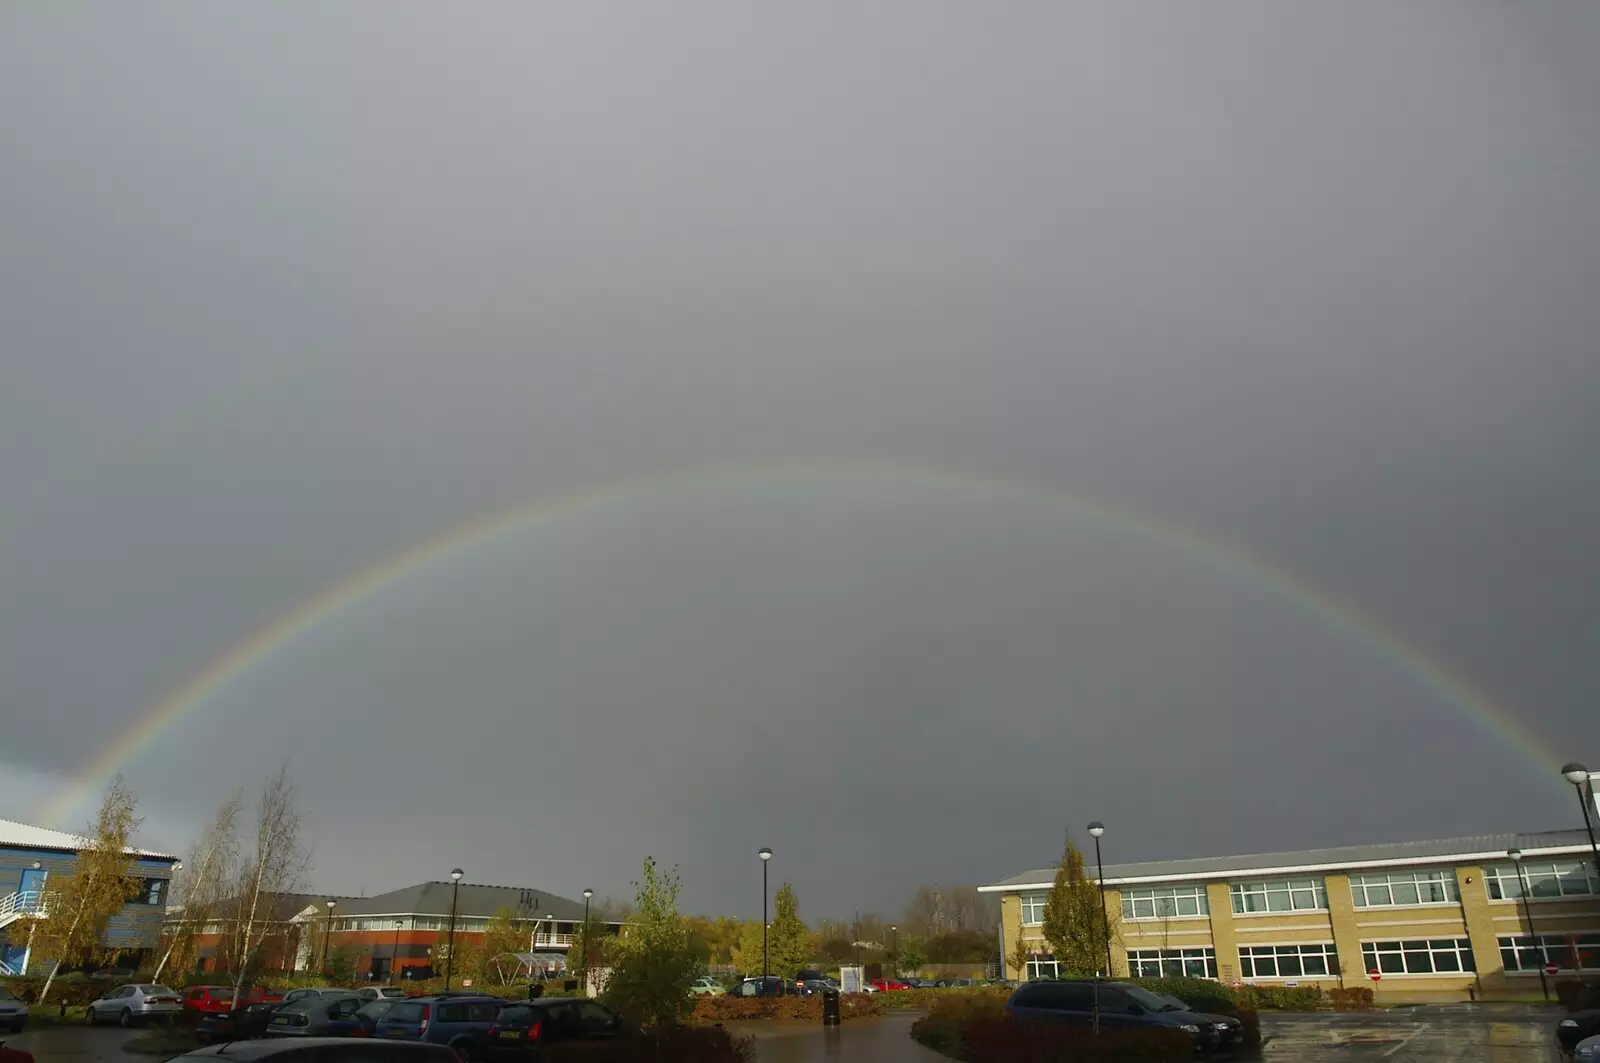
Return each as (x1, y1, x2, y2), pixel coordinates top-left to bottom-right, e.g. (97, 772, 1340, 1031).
(489, 951, 569, 983)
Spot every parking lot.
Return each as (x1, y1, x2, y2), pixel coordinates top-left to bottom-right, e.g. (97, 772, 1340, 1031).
(1259, 1007, 1565, 1062)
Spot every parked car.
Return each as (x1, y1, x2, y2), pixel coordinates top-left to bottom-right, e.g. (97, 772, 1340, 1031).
(279, 988, 355, 1005)
(183, 987, 240, 1016)
(487, 998, 625, 1058)
(85, 985, 184, 1027)
(356, 986, 410, 1001)
(1006, 980, 1216, 1051)
(869, 978, 910, 992)
(689, 977, 726, 996)
(0, 1043, 33, 1063)
(1561, 1011, 1600, 1058)
(354, 999, 400, 1035)
(265, 993, 366, 1037)
(1154, 992, 1244, 1049)
(1576, 1033, 1600, 1062)
(935, 978, 977, 988)
(373, 995, 505, 1061)
(197, 999, 297, 1044)
(0, 986, 28, 1033)
(799, 979, 839, 996)
(731, 976, 799, 998)
(168, 1036, 459, 1063)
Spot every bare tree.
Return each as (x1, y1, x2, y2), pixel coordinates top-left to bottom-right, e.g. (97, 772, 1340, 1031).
(37, 777, 142, 1004)
(153, 788, 243, 982)
(231, 762, 309, 1000)
(903, 884, 945, 939)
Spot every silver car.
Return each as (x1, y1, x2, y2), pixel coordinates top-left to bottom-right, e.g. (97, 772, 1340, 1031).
(0, 985, 28, 1033)
(85, 984, 183, 1027)
(355, 986, 409, 1001)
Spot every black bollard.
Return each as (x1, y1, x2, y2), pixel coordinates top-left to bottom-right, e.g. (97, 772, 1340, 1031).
(821, 988, 841, 1027)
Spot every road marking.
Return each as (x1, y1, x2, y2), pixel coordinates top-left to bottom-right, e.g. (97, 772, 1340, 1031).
(1380, 1021, 1429, 1058)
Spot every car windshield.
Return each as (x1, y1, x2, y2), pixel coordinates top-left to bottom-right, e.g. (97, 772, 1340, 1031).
(1124, 986, 1174, 1011)
(1158, 995, 1187, 1011)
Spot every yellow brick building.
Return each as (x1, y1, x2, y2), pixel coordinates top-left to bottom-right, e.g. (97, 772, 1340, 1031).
(981, 829, 1600, 1003)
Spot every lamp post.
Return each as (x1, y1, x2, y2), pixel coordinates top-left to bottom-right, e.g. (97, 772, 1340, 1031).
(1086, 822, 1113, 977)
(444, 868, 464, 989)
(580, 889, 593, 983)
(890, 925, 898, 975)
(392, 919, 404, 982)
(1561, 763, 1600, 881)
(1508, 849, 1549, 1001)
(758, 848, 773, 978)
(323, 900, 337, 974)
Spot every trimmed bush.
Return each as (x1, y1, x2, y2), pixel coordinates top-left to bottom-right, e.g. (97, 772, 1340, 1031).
(1326, 986, 1374, 1010)
(1242, 984, 1324, 1010)
(1131, 976, 1240, 1015)
(689, 993, 888, 1023)
(908, 990, 1009, 1056)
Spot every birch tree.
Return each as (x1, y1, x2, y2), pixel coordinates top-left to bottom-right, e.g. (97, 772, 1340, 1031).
(37, 776, 142, 1004)
(231, 762, 309, 999)
(1041, 834, 1116, 976)
(153, 788, 242, 981)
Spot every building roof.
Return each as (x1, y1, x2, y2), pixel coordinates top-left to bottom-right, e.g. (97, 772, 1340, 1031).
(0, 817, 178, 860)
(980, 828, 1600, 891)
(293, 882, 614, 923)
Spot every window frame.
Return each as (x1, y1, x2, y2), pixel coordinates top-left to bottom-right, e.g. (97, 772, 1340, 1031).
(1125, 947, 1219, 979)
(1358, 938, 1475, 976)
(1236, 943, 1340, 980)
(1349, 870, 1460, 909)
(1119, 885, 1210, 921)
(1229, 878, 1329, 915)
(1484, 861, 1600, 902)
(1022, 953, 1059, 980)
(1019, 893, 1047, 926)
(1497, 932, 1600, 973)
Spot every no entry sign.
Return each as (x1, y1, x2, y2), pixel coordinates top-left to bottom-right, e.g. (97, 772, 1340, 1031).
(1544, 962, 1559, 977)
(1369, 969, 1382, 981)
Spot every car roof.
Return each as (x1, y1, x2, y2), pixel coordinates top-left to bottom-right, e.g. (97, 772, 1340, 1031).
(178, 1038, 455, 1059)
(407, 994, 502, 1002)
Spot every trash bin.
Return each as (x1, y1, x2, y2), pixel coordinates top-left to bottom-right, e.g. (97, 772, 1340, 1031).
(528, 983, 545, 1000)
(563, 980, 579, 994)
(821, 988, 841, 1027)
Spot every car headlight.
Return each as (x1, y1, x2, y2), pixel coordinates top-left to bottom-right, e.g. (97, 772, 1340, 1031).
(1214, 1022, 1232, 1030)
(1180, 1024, 1200, 1034)
(1560, 1019, 1578, 1027)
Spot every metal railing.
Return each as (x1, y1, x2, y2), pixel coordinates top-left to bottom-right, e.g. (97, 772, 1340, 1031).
(533, 932, 573, 948)
(0, 890, 49, 923)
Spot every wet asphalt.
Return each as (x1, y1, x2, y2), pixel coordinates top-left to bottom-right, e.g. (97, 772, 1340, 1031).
(3, 1006, 1572, 1063)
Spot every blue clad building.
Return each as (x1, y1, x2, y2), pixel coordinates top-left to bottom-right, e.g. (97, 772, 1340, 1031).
(0, 818, 179, 975)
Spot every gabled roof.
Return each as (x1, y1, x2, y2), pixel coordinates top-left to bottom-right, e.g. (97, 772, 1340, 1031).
(294, 882, 616, 923)
(980, 828, 1598, 891)
(0, 817, 178, 860)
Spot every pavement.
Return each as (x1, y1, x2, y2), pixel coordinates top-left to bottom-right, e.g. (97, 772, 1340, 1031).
(0, 1006, 1573, 1063)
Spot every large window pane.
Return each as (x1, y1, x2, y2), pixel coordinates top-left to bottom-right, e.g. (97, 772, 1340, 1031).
(1378, 952, 1405, 974)
(1392, 882, 1420, 905)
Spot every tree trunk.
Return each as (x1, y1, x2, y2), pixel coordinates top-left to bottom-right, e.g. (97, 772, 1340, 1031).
(37, 908, 84, 1005)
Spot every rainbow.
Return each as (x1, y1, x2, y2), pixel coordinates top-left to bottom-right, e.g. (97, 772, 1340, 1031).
(35, 457, 1565, 825)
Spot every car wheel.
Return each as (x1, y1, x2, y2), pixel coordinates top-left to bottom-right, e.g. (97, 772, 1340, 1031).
(120, 1008, 134, 1028)
(453, 1041, 475, 1063)
(85, 1007, 97, 1026)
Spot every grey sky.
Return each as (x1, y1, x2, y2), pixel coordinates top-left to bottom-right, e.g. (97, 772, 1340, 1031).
(2, 2, 1597, 919)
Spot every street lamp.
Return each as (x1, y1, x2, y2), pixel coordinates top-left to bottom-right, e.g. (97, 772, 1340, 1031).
(1086, 822, 1113, 977)
(1508, 849, 1549, 1001)
(890, 926, 898, 974)
(323, 900, 337, 973)
(580, 889, 593, 982)
(758, 848, 773, 979)
(392, 920, 404, 982)
(444, 868, 464, 990)
(1560, 763, 1600, 880)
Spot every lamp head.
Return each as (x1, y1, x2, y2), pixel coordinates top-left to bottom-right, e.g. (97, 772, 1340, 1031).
(1562, 763, 1590, 785)
(758, 848, 773, 861)
(583, 888, 594, 899)
(1087, 821, 1105, 838)
(1508, 847, 1523, 862)
(327, 899, 337, 910)
(450, 868, 464, 882)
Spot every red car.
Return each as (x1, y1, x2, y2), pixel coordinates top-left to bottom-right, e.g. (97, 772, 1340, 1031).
(184, 986, 281, 1015)
(870, 978, 910, 991)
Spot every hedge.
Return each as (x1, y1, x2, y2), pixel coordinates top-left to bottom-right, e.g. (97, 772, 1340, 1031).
(0, 976, 120, 1007)
(1325, 987, 1374, 1010)
(911, 994, 1192, 1063)
(688, 993, 888, 1023)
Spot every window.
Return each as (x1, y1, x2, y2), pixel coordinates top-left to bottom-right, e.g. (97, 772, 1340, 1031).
(1126, 948, 1218, 979)
(1349, 870, 1459, 908)
(1020, 893, 1047, 926)
(1121, 886, 1208, 920)
(1022, 953, 1058, 980)
(1014, 981, 1096, 1010)
(134, 878, 168, 906)
(1238, 943, 1340, 979)
(1484, 861, 1600, 901)
(1498, 933, 1600, 973)
(437, 1003, 468, 1023)
(574, 1002, 618, 1033)
(1360, 939, 1475, 975)
(1230, 879, 1327, 914)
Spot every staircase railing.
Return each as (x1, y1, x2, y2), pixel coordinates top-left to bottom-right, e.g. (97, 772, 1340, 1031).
(0, 889, 49, 923)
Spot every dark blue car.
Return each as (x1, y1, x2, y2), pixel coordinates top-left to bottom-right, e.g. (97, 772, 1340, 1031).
(1006, 980, 1217, 1051)
(374, 995, 505, 1061)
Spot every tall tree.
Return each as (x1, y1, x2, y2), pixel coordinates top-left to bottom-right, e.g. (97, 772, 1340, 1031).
(1041, 833, 1115, 976)
(36, 776, 143, 1003)
(766, 883, 810, 976)
(231, 762, 309, 1000)
(903, 884, 945, 939)
(480, 906, 523, 984)
(154, 788, 242, 981)
(601, 858, 698, 1028)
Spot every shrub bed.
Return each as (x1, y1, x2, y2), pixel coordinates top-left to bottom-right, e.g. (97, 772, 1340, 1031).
(1326, 987, 1374, 1010)
(1242, 984, 1324, 1010)
(689, 993, 888, 1023)
(1131, 977, 1240, 1014)
(0, 975, 119, 1006)
(867, 986, 1010, 1012)
(911, 991, 1192, 1063)
(908, 991, 1008, 1057)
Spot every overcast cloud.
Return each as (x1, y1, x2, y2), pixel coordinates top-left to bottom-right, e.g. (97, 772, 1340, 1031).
(2, 2, 1597, 918)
